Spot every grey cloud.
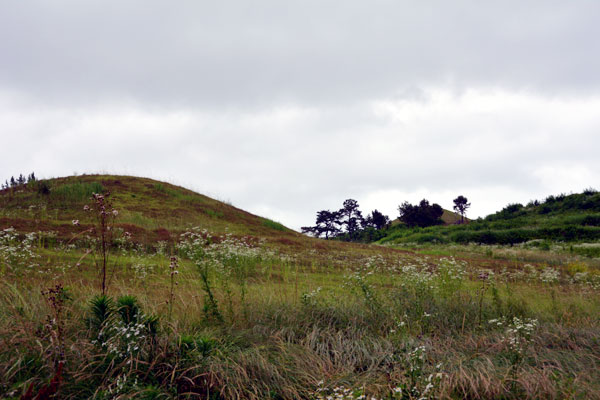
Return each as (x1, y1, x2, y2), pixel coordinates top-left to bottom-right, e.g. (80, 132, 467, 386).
(1, 1, 599, 109)
(1, 2, 600, 230)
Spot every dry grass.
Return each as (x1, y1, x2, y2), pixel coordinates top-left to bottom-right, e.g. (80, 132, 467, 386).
(1, 244, 599, 399)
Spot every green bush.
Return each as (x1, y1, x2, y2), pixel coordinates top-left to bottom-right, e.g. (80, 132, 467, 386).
(117, 295, 140, 324)
(88, 294, 114, 332)
(36, 180, 51, 195)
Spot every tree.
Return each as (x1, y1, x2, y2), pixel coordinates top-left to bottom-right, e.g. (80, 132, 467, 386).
(398, 199, 444, 227)
(17, 174, 25, 186)
(363, 209, 390, 230)
(339, 199, 364, 238)
(9, 176, 16, 187)
(453, 195, 471, 223)
(301, 210, 341, 239)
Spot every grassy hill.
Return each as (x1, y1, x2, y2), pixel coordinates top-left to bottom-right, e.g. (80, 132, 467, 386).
(0, 174, 412, 264)
(379, 189, 600, 250)
(0, 174, 300, 245)
(441, 208, 468, 224)
(390, 208, 467, 227)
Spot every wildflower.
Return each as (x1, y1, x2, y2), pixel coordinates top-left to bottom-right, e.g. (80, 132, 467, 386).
(72, 219, 80, 226)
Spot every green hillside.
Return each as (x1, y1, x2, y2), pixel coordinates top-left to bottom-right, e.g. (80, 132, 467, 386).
(379, 189, 600, 248)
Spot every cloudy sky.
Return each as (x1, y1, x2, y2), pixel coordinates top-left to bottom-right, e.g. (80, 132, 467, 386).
(1, 1, 599, 230)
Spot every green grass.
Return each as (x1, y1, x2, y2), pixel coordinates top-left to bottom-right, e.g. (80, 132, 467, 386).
(261, 218, 287, 231)
(153, 182, 183, 198)
(51, 181, 104, 201)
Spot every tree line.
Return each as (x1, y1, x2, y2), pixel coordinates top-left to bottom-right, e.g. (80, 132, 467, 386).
(1, 172, 36, 190)
(301, 199, 391, 242)
(302, 195, 470, 242)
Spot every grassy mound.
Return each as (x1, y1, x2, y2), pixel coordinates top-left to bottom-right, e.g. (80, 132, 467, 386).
(0, 174, 299, 246)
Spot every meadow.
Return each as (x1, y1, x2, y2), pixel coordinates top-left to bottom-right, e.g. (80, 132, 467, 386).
(1, 176, 600, 399)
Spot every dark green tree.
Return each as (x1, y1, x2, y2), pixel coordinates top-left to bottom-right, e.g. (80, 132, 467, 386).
(398, 199, 444, 227)
(339, 199, 364, 239)
(363, 209, 390, 230)
(453, 195, 471, 223)
(301, 210, 342, 239)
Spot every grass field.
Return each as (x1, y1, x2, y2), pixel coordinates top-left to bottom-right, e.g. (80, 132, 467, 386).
(1, 176, 600, 399)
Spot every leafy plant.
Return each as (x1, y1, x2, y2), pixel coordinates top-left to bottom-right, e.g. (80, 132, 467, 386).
(117, 295, 140, 324)
(88, 294, 115, 332)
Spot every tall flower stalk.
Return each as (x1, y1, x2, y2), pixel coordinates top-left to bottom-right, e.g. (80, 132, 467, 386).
(167, 256, 179, 322)
(84, 192, 118, 295)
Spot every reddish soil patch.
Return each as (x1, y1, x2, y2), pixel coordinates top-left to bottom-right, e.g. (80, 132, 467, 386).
(101, 179, 128, 189)
(153, 227, 172, 242)
(273, 237, 302, 247)
(118, 223, 147, 237)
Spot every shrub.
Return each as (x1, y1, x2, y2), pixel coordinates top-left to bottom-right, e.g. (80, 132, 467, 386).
(117, 295, 140, 324)
(36, 180, 51, 195)
(178, 334, 217, 358)
(88, 295, 114, 332)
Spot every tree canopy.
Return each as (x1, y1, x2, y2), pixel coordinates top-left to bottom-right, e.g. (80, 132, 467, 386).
(302, 199, 389, 241)
(398, 199, 444, 227)
(363, 209, 390, 230)
(301, 210, 341, 239)
(453, 195, 471, 223)
(339, 199, 363, 239)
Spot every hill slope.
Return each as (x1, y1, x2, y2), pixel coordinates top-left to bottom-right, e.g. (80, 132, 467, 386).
(441, 209, 468, 224)
(379, 190, 600, 247)
(0, 174, 299, 245)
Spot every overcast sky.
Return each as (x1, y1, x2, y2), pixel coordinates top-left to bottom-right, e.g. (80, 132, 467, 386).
(1, 1, 599, 230)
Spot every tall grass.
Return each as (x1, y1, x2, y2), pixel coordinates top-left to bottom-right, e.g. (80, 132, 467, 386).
(1, 229, 600, 398)
(51, 182, 104, 202)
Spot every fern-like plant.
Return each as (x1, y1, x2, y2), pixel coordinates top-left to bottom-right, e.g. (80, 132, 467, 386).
(88, 294, 114, 332)
(117, 295, 140, 324)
